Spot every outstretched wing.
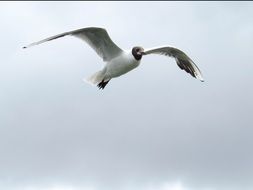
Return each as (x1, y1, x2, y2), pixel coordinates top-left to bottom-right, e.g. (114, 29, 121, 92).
(143, 46, 204, 81)
(23, 27, 123, 62)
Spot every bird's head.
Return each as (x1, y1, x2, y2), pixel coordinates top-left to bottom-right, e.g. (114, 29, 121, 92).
(132, 46, 144, 61)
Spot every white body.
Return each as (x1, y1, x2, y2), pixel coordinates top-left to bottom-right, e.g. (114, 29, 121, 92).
(105, 51, 140, 79)
(87, 51, 140, 84)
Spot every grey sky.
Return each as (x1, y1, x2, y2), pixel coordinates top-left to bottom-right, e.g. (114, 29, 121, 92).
(1, 2, 253, 190)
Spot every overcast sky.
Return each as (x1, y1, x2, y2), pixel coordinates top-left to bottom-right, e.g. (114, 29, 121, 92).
(1, 2, 253, 190)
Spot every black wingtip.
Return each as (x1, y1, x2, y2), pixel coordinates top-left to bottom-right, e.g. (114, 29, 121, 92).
(199, 78, 205, 82)
(196, 78, 204, 82)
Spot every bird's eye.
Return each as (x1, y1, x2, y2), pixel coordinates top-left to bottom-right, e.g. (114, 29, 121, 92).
(136, 48, 139, 52)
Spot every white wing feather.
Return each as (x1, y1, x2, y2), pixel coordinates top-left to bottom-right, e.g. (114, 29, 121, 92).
(23, 27, 123, 62)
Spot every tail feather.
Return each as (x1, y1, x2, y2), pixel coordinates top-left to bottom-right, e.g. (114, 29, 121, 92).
(85, 70, 104, 85)
(84, 70, 110, 89)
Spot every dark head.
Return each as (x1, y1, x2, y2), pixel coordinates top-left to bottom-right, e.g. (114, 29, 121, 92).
(132, 46, 144, 61)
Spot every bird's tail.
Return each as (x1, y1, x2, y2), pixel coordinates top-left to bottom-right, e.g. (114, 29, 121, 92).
(84, 70, 110, 89)
(84, 70, 105, 85)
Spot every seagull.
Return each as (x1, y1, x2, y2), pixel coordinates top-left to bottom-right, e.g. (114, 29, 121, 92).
(23, 27, 204, 89)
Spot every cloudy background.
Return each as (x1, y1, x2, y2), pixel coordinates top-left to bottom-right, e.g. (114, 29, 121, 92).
(1, 2, 253, 190)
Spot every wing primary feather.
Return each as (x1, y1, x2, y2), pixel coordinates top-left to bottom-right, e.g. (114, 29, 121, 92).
(23, 32, 70, 49)
(23, 27, 123, 62)
(143, 46, 204, 82)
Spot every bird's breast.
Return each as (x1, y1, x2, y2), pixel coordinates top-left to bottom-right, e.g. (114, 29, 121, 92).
(105, 53, 140, 78)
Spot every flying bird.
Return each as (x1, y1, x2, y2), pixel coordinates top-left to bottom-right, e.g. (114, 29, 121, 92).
(23, 27, 204, 89)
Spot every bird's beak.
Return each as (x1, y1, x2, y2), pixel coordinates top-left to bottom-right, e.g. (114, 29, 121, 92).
(140, 49, 145, 55)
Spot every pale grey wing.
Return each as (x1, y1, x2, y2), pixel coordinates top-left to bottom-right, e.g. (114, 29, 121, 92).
(143, 46, 204, 82)
(23, 27, 123, 62)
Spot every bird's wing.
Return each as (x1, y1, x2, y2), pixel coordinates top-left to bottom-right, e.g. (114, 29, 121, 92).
(23, 27, 123, 62)
(143, 46, 204, 81)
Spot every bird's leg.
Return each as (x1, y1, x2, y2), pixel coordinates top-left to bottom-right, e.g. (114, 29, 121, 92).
(97, 79, 110, 90)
